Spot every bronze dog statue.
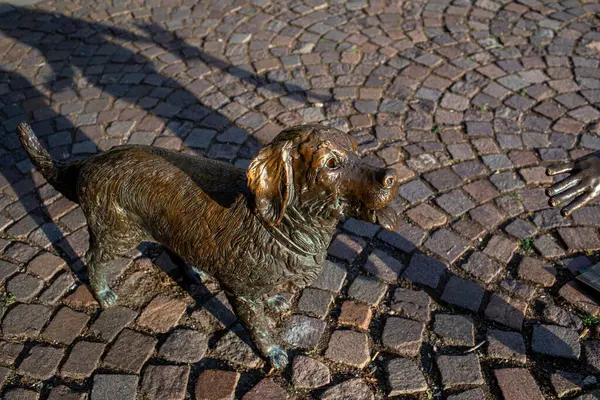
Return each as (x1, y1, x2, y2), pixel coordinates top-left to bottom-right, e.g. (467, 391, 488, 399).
(17, 122, 400, 369)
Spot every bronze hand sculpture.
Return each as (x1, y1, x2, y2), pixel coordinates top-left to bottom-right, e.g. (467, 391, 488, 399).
(18, 122, 401, 370)
(546, 151, 600, 216)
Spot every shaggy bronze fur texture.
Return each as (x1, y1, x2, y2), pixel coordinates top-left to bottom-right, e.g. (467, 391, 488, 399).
(18, 122, 400, 369)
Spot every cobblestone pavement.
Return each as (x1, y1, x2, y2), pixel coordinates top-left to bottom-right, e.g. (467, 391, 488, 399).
(2, 0, 600, 398)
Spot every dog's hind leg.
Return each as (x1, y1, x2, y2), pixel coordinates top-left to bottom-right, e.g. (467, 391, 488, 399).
(85, 245, 119, 308)
(84, 228, 138, 308)
(228, 295, 289, 370)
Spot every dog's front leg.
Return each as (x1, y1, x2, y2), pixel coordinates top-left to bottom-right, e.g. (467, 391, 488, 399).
(228, 295, 288, 370)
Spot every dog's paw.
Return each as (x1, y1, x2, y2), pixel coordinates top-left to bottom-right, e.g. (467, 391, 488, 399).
(268, 345, 288, 370)
(266, 294, 290, 313)
(97, 288, 118, 308)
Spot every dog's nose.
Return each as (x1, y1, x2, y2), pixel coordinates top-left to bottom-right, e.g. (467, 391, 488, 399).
(377, 168, 397, 188)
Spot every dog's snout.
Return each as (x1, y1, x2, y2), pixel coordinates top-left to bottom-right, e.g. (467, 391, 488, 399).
(377, 168, 397, 189)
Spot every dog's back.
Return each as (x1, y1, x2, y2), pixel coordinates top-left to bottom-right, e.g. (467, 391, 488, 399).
(18, 122, 257, 277)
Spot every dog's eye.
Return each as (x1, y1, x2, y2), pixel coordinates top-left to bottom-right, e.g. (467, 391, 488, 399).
(326, 157, 339, 169)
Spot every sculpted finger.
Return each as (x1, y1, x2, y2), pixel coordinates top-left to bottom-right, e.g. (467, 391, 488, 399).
(561, 192, 597, 217)
(546, 161, 574, 176)
(546, 175, 580, 197)
(549, 186, 588, 207)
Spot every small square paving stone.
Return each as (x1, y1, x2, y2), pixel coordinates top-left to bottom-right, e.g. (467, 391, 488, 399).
(482, 154, 513, 171)
(106, 121, 135, 136)
(534, 235, 566, 258)
(310, 261, 346, 292)
(363, 249, 403, 283)
(325, 330, 371, 368)
(453, 219, 487, 241)
(328, 234, 366, 262)
(136, 295, 187, 333)
(386, 358, 427, 396)
(487, 330, 527, 363)
(292, 356, 330, 389)
(213, 327, 262, 369)
(343, 218, 380, 238)
(338, 301, 372, 331)
(460, 251, 503, 283)
(103, 329, 157, 373)
(532, 324, 581, 359)
(3, 388, 40, 400)
(348, 275, 387, 305)
(433, 314, 475, 346)
(463, 179, 499, 203)
(159, 329, 208, 363)
(558, 281, 600, 316)
(399, 179, 434, 203)
(406, 203, 447, 229)
(377, 223, 426, 253)
(436, 354, 484, 389)
(501, 280, 537, 301)
(43, 307, 90, 345)
(0, 341, 24, 365)
(484, 235, 518, 263)
(453, 160, 487, 180)
(90, 306, 138, 342)
(485, 293, 527, 331)
(27, 252, 66, 280)
(61, 341, 105, 379)
(558, 228, 600, 251)
(390, 288, 431, 322)
(551, 371, 584, 398)
(39, 272, 76, 305)
(518, 257, 556, 287)
(321, 378, 374, 400)
(18, 345, 64, 380)
(435, 190, 476, 217)
(2, 303, 52, 338)
(6, 273, 43, 302)
(0, 260, 18, 285)
(382, 317, 424, 357)
(541, 302, 583, 330)
(495, 368, 543, 400)
(505, 219, 537, 240)
(47, 385, 86, 400)
(140, 365, 190, 400)
(283, 315, 326, 350)
(242, 378, 287, 400)
(425, 229, 470, 264)
(195, 369, 240, 400)
(403, 253, 447, 289)
(441, 276, 485, 312)
(490, 172, 525, 192)
(91, 374, 138, 400)
(298, 288, 333, 318)
(423, 168, 462, 191)
(469, 203, 506, 230)
(584, 341, 600, 373)
(447, 389, 486, 400)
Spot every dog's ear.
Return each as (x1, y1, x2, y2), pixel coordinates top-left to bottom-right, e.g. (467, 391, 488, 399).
(247, 140, 294, 227)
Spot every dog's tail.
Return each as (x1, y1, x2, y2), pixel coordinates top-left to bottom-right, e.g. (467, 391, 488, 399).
(17, 122, 80, 203)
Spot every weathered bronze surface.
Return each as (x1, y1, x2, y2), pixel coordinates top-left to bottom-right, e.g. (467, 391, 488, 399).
(18, 122, 400, 369)
(546, 151, 600, 216)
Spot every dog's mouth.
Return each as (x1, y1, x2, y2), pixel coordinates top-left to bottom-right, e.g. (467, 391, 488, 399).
(363, 205, 399, 232)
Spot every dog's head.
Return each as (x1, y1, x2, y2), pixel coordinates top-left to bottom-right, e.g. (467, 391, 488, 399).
(247, 124, 400, 231)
